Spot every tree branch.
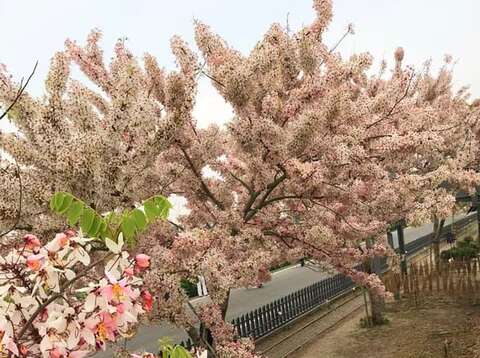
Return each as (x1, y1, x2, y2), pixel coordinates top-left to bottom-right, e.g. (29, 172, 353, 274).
(229, 172, 253, 194)
(178, 145, 225, 210)
(365, 72, 415, 129)
(0, 61, 38, 121)
(244, 166, 287, 221)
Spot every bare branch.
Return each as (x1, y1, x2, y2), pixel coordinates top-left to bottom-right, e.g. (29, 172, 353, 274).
(244, 166, 287, 221)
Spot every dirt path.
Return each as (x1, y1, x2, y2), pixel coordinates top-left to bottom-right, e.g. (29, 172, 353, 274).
(297, 297, 480, 358)
(295, 309, 363, 358)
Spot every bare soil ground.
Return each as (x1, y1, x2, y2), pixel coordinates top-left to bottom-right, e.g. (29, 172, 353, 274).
(297, 296, 480, 358)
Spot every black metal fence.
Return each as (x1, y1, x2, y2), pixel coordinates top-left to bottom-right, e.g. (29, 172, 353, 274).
(179, 214, 476, 346)
(232, 272, 355, 339)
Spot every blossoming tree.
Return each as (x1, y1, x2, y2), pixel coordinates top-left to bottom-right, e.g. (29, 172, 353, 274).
(0, 32, 196, 235)
(0, 30, 268, 356)
(189, 0, 480, 323)
(1, 0, 479, 354)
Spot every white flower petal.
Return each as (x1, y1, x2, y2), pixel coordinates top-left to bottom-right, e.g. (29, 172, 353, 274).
(82, 328, 96, 346)
(65, 269, 76, 281)
(84, 293, 96, 313)
(40, 335, 52, 353)
(105, 237, 120, 254)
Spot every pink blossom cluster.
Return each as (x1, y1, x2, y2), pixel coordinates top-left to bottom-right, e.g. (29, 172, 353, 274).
(0, 231, 152, 357)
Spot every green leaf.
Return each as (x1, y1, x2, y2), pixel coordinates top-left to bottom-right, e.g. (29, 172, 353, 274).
(120, 216, 136, 244)
(89, 216, 102, 236)
(154, 196, 171, 219)
(80, 208, 95, 233)
(144, 200, 159, 222)
(58, 194, 74, 214)
(66, 201, 83, 226)
(131, 209, 147, 232)
(50, 192, 65, 212)
(98, 221, 108, 238)
(171, 346, 191, 358)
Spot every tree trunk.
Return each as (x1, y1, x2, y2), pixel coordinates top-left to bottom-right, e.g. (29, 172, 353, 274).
(366, 239, 386, 325)
(476, 198, 480, 243)
(220, 289, 231, 320)
(432, 216, 445, 271)
(368, 289, 385, 325)
(397, 223, 407, 275)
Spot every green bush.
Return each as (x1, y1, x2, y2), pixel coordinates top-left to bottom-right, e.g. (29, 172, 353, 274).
(441, 237, 480, 261)
(180, 278, 198, 298)
(270, 261, 291, 271)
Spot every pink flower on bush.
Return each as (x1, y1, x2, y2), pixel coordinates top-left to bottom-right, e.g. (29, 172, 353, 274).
(101, 272, 135, 303)
(55, 232, 70, 248)
(0, 230, 154, 357)
(135, 254, 150, 270)
(23, 234, 41, 250)
(141, 290, 153, 312)
(27, 254, 45, 271)
(124, 267, 134, 278)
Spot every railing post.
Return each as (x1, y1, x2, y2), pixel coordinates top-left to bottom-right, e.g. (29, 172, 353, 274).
(252, 309, 260, 338)
(476, 191, 480, 243)
(258, 306, 266, 337)
(387, 230, 394, 249)
(397, 221, 407, 275)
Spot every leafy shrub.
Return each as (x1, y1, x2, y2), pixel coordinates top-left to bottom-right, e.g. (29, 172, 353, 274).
(441, 237, 480, 261)
(270, 261, 291, 271)
(181, 278, 199, 298)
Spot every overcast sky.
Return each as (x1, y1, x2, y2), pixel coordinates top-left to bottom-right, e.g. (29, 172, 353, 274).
(1, 0, 478, 218)
(0, 0, 479, 130)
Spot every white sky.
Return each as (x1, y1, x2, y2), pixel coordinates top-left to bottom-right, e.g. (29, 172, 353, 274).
(0, 0, 478, 129)
(0, 0, 478, 219)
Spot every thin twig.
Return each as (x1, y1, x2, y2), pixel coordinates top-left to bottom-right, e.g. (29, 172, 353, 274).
(0, 62, 38, 121)
(366, 72, 415, 129)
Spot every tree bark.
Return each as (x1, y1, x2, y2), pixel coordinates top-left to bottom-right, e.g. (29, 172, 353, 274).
(476, 198, 480, 243)
(368, 289, 386, 325)
(432, 216, 445, 271)
(366, 239, 386, 325)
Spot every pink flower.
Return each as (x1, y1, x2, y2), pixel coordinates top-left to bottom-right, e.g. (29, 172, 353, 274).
(141, 290, 153, 312)
(96, 312, 117, 342)
(124, 267, 134, 278)
(19, 345, 28, 356)
(49, 348, 63, 358)
(116, 303, 126, 314)
(6, 340, 19, 356)
(55, 233, 70, 248)
(27, 254, 45, 271)
(64, 229, 77, 238)
(101, 272, 134, 303)
(135, 254, 150, 270)
(23, 234, 41, 250)
(40, 308, 49, 322)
